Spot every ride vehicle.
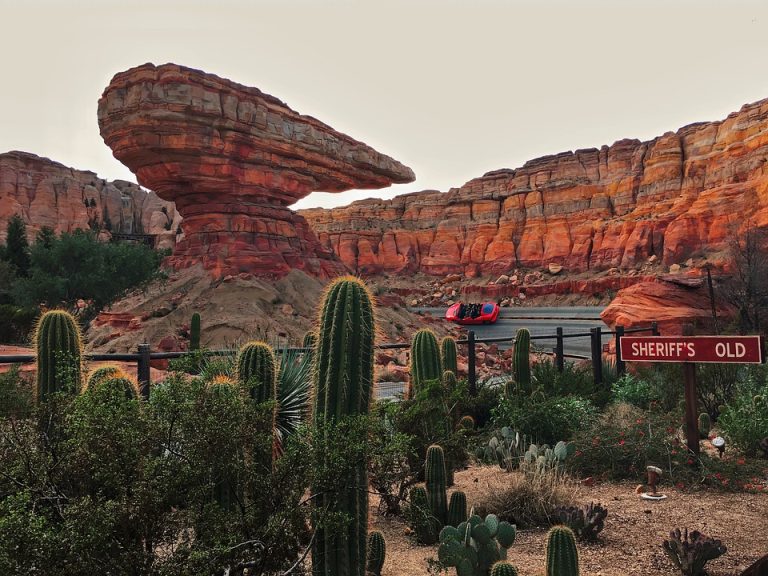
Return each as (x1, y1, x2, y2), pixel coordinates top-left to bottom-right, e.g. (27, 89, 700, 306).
(445, 301, 500, 325)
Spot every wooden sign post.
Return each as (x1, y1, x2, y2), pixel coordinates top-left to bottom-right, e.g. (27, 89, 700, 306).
(619, 330, 764, 457)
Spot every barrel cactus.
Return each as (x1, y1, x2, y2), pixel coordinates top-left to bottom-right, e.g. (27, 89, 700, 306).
(237, 341, 277, 403)
(426, 444, 449, 525)
(458, 415, 475, 431)
(366, 530, 386, 576)
(491, 562, 519, 576)
(190, 312, 201, 350)
(443, 370, 458, 389)
(698, 412, 711, 439)
(35, 309, 84, 401)
(88, 375, 141, 400)
(85, 365, 126, 391)
(513, 328, 531, 395)
(546, 526, 579, 576)
(447, 490, 468, 527)
(441, 336, 458, 374)
(311, 277, 376, 576)
(410, 328, 442, 392)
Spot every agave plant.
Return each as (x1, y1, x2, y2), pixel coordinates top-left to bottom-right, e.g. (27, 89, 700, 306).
(275, 346, 312, 442)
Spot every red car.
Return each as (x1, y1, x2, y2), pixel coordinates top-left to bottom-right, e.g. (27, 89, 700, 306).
(445, 302, 500, 325)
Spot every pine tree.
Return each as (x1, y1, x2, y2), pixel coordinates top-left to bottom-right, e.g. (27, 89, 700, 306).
(5, 215, 30, 277)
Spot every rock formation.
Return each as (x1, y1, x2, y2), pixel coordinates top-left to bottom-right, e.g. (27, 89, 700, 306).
(302, 97, 768, 277)
(0, 151, 178, 248)
(98, 63, 414, 279)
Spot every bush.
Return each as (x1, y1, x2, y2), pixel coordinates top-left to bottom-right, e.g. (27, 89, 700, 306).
(612, 373, 658, 409)
(473, 466, 580, 529)
(491, 395, 596, 445)
(0, 366, 33, 418)
(718, 375, 768, 457)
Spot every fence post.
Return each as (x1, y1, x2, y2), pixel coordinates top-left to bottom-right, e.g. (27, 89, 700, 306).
(590, 327, 603, 388)
(137, 343, 151, 399)
(467, 330, 477, 397)
(615, 325, 625, 377)
(651, 321, 659, 336)
(555, 327, 564, 373)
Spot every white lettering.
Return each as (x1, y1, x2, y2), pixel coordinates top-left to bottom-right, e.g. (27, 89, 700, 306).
(735, 342, 746, 357)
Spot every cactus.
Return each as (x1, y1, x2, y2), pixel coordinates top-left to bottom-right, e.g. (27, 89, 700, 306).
(85, 365, 126, 391)
(490, 562, 519, 576)
(546, 526, 579, 576)
(438, 513, 516, 576)
(458, 415, 475, 431)
(484, 428, 528, 471)
(441, 336, 458, 374)
(35, 310, 84, 401)
(410, 486, 439, 544)
(662, 528, 727, 576)
(513, 328, 531, 395)
(554, 502, 607, 542)
(410, 328, 442, 392)
(426, 444, 449, 526)
(190, 312, 201, 350)
(366, 531, 386, 576)
(302, 330, 317, 360)
(698, 412, 711, 439)
(89, 375, 141, 400)
(311, 277, 376, 576)
(447, 491, 468, 527)
(237, 341, 277, 403)
(443, 370, 458, 388)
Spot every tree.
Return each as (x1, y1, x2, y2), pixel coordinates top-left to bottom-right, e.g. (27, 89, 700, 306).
(720, 225, 768, 334)
(34, 226, 56, 249)
(3, 215, 30, 278)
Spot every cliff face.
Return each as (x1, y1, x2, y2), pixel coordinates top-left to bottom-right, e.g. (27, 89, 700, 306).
(0, 151, 179, 247)
(301, 98, 768, 277)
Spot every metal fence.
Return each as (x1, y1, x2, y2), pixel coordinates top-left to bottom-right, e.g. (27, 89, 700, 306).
(0, 323, 658, 399)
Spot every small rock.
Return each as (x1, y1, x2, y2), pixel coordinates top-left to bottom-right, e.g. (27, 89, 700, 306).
(684, 258, 694, 268)
(519, 292, 526, 301)
(410, 299, 419, 307)
(647, 254, 658, 263)
(280, 303, 294, 316)
(607, 267, 620, 276)
(496, 274, 510, 285)
(548, 263, 563, 275)
(510, 275, 519, 285)
(669, 263, 681, 273)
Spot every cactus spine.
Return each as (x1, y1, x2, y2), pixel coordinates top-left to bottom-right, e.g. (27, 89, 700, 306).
(441, 336, 458, 374)
(190, 312, 201, 350)
(366, 531, 386, 576)
(513, 328, 531, 395)
(237, 341, 277, 403)
(443, 370, 458, 389)
(312, 277, 375, 576)
(303, 330, 317, 351)
(410, 328, 442, 392)
(35, 310, 83, 401)
(447, 490, 468, 526)
(546, 526, 579, 576)
(85, 365, 126, 391)
(90, 376, 141, 400)
(426, 444, 449, 525)
(491, 562, 519, 576)
(458, 415, 475, 431)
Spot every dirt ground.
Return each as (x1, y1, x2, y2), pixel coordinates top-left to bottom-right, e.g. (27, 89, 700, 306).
(370, 465, 768, 576)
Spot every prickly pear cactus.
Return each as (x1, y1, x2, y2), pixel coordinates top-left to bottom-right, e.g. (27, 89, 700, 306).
(438, 513, 516, 576)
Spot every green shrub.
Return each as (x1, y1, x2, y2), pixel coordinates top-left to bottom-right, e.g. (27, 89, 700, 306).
(611, 374, 658, 409)
(718, 376, 768, 457)
(491, 395, 596, 445)
(0, 365, 33, 418)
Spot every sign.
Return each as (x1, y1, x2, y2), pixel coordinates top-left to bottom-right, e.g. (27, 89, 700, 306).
(620, 335, 764, 364)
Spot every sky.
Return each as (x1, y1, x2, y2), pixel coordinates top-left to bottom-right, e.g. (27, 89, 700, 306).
(1, 0, 768, 210)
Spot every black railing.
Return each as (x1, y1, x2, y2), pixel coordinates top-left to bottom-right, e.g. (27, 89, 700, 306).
(0, 322, 659, 398)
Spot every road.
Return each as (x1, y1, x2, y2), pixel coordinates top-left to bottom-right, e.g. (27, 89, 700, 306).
(413, 306, 612, 358)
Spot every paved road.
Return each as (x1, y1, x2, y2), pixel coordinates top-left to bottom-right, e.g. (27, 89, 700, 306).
(413, 306, 612, 358)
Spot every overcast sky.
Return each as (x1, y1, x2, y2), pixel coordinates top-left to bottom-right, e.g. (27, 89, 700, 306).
(1, 0, 767, 209)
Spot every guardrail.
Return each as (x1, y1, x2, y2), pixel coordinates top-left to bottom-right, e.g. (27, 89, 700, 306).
(0, 322, 658, 398)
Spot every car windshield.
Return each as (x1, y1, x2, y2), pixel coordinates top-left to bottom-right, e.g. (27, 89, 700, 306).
(482, 303, 495, 314)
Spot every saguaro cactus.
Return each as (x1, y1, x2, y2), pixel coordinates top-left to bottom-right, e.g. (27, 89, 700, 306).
(441, 336, 458, 374)
(312, 276, 376, 576)
(426, 444, 449, 525)
(366, 531, 386, 576)
(190, 312, 201, 350)
(237, 341, 277, 403)
(513, 328, 531, 395)
(546, 526, 579, 576)
(35, 310, 84, 401)
(410, 328, 442, 392)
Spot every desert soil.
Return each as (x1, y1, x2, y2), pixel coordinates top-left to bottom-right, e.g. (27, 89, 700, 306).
(369, 465, 768, 576)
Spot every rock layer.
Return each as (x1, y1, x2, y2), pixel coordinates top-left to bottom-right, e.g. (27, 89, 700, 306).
(302, 97, 768, 276)
(98, 63, 414, 279)
(0, 151, 178, 247)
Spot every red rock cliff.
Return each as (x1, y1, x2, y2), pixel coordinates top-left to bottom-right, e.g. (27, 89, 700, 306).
(0, 151, 178, 247)
(98, 63, 414, 279)
(301, 98, 768, 276)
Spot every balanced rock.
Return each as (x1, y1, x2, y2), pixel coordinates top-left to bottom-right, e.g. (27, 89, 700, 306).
(98, 63, 414, 279)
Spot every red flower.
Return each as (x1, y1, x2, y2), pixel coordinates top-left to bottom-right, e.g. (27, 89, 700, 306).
(671, 450, 678, 455)
(676, 482, 685, 489)
(737, 458, 746, 465)
(618, 439, 626, 446)
(686, 458, 694, 465)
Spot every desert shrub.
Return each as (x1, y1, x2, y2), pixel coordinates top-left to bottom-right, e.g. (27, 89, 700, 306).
(461, 377, 502, 429)
(533, 357, 595, 398)
(473, 466, 580, 529)
(612, 373, 659, 409)
(717, 375, 768, 457)
(491, 395, 596, 445)
(0, 365, 33, 418)
(633, 363, 685, 413)
(696, 363, 741, 420)
(0, 304, 36, 344)
(571, 402, 687, 481)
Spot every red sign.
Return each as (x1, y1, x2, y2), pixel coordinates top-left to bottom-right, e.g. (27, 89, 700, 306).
(620, 335, 764, 364)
